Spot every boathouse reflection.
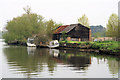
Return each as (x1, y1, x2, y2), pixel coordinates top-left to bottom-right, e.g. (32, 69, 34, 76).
(49, 49, 91, 71)
(4, 47, 119, 78)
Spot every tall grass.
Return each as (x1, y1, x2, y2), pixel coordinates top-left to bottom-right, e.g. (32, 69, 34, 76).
(59, 40, 120, 53)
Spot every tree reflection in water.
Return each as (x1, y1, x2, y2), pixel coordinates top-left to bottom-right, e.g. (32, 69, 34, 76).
(107, 59, 118, 77)
(3, 46, 57, 78)
(3, 46, 119, 78)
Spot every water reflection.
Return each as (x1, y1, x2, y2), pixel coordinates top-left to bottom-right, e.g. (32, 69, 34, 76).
(49, 49, 60, 58)
(107, 60, 118, 76)
(3, 46, 119, 78)
(27, 47, 36, 55)
(118, 61, 120, 80)
(3, 47, 57, 78)
(49, 49, 91, 71)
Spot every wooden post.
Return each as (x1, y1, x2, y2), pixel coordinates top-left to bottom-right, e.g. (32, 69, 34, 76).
(89, 56, 91, 64)
(89, 29, 91, 41)
(40, 42, 42, 45)
(67, 37, 71, 41)
(78, 38, 81, 42)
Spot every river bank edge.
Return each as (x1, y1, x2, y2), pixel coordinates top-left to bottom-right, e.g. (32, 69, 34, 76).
(4, 40, 120, 56)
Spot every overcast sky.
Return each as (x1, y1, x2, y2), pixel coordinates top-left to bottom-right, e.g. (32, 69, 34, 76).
(0, 0, 119, 31)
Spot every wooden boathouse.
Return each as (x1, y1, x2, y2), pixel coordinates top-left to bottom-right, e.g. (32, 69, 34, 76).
(52, 23, 91, 41)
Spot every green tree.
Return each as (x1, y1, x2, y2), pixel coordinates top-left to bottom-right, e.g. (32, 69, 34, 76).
(92, 32, 101, 38)
(34, 19, 61, 44)
(45, 19, 62, 40)
(106, 13, 119, 40)
(23, 5, 31, 15)
(3, 6, 61, 44)
(61, 31, 67, 41)
(3, 7, 45, 43)
(78, 14, 90, 28)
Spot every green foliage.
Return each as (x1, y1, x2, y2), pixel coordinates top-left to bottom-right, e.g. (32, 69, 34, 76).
(3, 13, 43, 43)
(34, 32, 49, 44)
(91, 41, 120, 53)
(106, 13, 119, 40)
(92, 32, 102, 38)
(23, 5, 31, 15)
(0, 31, 2, 39)
(61, 31, 67, 41)
(45, 19, 60, 39)
(59, 40, 120, 53)
(3, 6, 61, 44)
(78, 14, 90, 28)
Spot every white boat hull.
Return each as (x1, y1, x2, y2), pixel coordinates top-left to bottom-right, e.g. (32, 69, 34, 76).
(48, 44, 59, 48)
(48, 40, 59, 48)
(27, 42, 36, 47)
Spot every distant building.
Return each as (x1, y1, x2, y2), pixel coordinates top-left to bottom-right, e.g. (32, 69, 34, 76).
(53, 23, 91, 41)
(92, 37, 113, 41)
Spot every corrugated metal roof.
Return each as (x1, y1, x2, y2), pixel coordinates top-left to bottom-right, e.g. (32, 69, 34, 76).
(53, 25, 69, 34)
(53, 23, 90, 34)
(60, 24, 78, 33)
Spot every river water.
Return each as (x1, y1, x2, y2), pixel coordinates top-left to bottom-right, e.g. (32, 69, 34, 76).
(0, 39, 119, 78)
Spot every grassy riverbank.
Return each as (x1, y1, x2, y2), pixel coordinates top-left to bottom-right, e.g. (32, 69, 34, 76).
(59, 40, 120, 54)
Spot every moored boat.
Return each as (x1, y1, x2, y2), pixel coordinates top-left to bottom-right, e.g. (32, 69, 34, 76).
(48, 40, 59, 48)
(27, 38, 36, 47)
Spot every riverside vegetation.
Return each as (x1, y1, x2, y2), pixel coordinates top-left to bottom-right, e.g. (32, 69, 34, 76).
(3, 6, 62, 45)
(2, 6, 120, 54)
(59, 40, 120, 54)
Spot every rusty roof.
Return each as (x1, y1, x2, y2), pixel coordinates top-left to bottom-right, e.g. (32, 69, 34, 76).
(53, 25, 69, 34)
(60, 24, 78, 33)
(53, 23, 90, 34)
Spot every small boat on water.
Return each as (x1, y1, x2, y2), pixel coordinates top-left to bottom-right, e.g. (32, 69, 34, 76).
(27, 38, 36, 47)
(48, 40, 59, 48)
